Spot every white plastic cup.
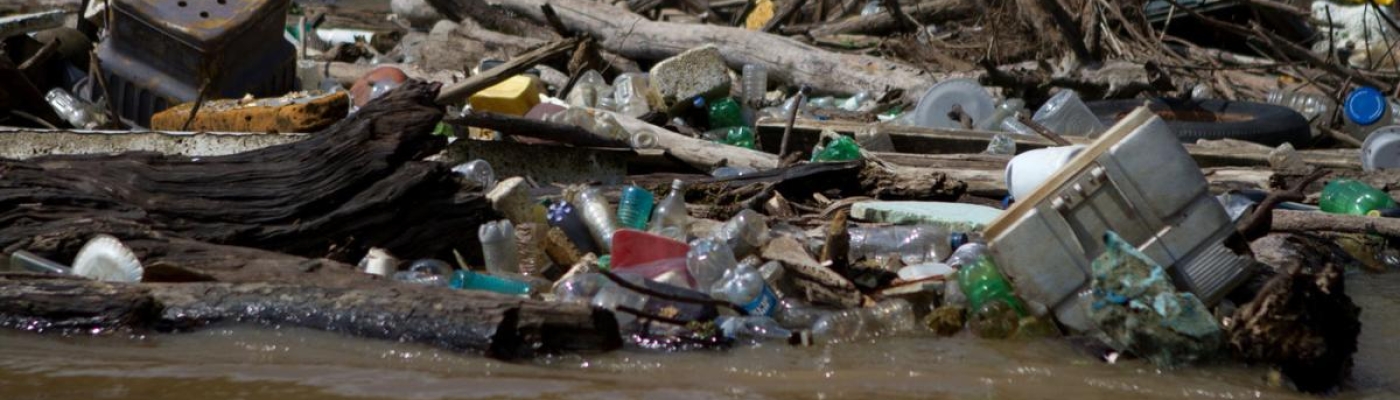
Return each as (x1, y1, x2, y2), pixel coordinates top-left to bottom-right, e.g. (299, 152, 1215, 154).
(1005, 145, 1087, 201)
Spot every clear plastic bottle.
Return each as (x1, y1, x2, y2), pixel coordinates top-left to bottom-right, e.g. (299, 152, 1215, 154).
(713, 209, 770, 259)
(451, 159, 496, 190)
(810, 299, 916, 343)
(393, 259, 452, 286)
(573, 188, 618, 252)
(649, 179, 690, 240)
(1266, 88, 1335, 125)
(591, 273, 720, 330)
(616, 185, 655, 230)
(547, 200, 601, 255)
(567, 70, 611, 108)
(686, 238, 738, 292)
(718, 315, 794, 343)
(44, 88, 107, 129)
(976, 98, 1025, 131)
(847, 225, 965, 266)
(479, 220, 520, 274)
(837, 91, 874, 112)
(553, 272, 606, 304)
(758, 260, 796, 299)
(710, 261, 781, 317)
(741, 64, 767, 107)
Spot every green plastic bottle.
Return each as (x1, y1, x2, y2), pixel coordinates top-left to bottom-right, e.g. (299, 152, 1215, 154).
(950, 243, 1027, 339)
(704, 126, 756, 149)
(1320, 179, 1397, 216)
(707, 97, 745, 129)
(811, 135, 862, 162)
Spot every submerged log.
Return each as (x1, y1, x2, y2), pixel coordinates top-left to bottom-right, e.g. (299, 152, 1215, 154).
(0, 80, 495, 265)
(0, 273, 621, 360)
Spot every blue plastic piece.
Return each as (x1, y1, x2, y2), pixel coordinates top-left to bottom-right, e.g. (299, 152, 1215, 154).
(1345, 86, 1387, 126)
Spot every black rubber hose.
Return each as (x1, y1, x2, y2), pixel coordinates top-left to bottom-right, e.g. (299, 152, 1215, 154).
(1085, 98, 1313, 147)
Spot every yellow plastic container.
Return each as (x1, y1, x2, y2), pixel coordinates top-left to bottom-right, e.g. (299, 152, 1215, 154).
(469, 75, 542, 116)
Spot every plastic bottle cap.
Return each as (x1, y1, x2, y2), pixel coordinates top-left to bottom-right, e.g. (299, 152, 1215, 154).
(950, 232, 969, 251)
(1345, 86, 1387, 126)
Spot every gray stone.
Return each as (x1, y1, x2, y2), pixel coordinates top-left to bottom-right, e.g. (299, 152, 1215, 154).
(648, 45, 733, 105)
(391, 0, 446, 31)
(850, 201, 1001, 232)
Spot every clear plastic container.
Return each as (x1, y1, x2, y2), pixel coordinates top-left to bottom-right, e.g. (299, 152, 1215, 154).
(566, 70, 611, 108)
(450, 159, 496, 190)
(741, 64, 767, 106)
(984, 133, 1016, 155)
(613, 72, 656, 118)
(810, 299, 916, 343)
(649, 179, 690, 240)
(1032, 90, 1106, 137)
(718, 315, 793, 343)
(553, 272, 606, 304)
(616, 185, 655, 230)
(976, 98, 1026, 131)
(393, 259, 452, 286)
(479, 220, 520, 274)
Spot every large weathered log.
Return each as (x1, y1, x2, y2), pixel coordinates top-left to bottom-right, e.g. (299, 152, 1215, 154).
(0, 81, 495, 265)
(463, 0, 933, 100)
(1270, 209, 1400, 238)
(0, 273, 621, 360)
(805, 0, 979, 37)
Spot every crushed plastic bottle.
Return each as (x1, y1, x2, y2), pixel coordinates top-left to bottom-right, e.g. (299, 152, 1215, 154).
(741, 64, 767, 106)
(703, 126, 756, 149)
(811, 134, 862, 162)
(451, 159, 496, 190)
(649, 179, 690, 240)
(984, 133, 1017, 155)
(44, 88, 107, 129)
(810, 299, 916, 343)
(553, 272, 606, 304)
(1266, 88, 1335, 125)
(591, 272, 719, 329)
(848, 225, 964, 266)
(573, 188, 618, 252)
(837, 92, 874, 112)
(708, 97, 745, 129)
(710, 261, 781, 317)
(713, 209, 771, 259)
(450, 269, 533, 296)
(393, 259, 452, 286)
(718, 315, 795, 343)
(479, 220, 520, 274)
(1320, 178, 1397, 216)
(617, 185, 655, 230)
(950, 243, 1028, 339)
(687, 238, 738, 292)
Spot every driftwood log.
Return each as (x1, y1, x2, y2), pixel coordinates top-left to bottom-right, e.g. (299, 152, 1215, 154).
(0, 273, 621, 360)
(462, 0, 933, 100)
(0, 80, 493, 265)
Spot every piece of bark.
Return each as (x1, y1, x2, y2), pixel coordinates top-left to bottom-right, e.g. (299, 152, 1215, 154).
(0, 80, 497, 265)
(464, 0, 933, 100)
(0, 273, 621, 360)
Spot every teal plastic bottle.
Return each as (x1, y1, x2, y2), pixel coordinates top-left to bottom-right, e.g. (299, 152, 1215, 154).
(450, 269, 533, 296)
(616, 185, 655, 230)
(1320, 179, 1397, 216)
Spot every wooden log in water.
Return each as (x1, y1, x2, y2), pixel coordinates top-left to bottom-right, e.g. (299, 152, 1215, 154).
(0, 273, 621, 360)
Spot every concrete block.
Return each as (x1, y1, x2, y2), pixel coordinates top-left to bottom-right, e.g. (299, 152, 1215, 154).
(648, 45, 732, 105)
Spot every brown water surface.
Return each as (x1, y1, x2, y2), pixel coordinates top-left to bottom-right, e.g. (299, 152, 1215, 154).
(2, 272, 1398, 400)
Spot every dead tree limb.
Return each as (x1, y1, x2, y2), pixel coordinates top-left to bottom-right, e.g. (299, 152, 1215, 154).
(805, 0, 977, 37)
(1270, 210, 1400, 238)
(437, 38, 580, 104)
(0, 273, 622, 360)
(461, 0, 933, 100)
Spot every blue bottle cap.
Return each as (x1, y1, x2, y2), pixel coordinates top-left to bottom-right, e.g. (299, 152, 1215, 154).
(1345, 86, 1387, 126)
(950, 232, 969, 251)
(692, 96, 706, 108)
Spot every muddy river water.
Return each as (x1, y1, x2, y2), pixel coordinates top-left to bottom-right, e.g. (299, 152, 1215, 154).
(2, 272, 1397, 400)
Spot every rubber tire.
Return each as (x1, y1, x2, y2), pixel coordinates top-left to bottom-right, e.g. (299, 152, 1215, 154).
(1084, 98, 1312, 147)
